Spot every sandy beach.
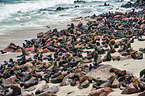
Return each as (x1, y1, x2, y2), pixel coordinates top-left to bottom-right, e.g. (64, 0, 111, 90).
(0, 27, 47, 64)
(1, 22, 145, 96)
(0, 0, 145, 95)
(0, 21, 72, 64)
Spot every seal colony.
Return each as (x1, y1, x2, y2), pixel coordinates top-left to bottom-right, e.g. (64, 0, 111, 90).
(0, 0, 145, 95)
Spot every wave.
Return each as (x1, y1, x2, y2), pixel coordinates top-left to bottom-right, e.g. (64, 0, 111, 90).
(0, 0, 23, 2)
(0, 0, 129, 35)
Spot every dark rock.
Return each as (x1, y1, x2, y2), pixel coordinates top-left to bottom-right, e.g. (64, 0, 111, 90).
(74, 0, 86, 3)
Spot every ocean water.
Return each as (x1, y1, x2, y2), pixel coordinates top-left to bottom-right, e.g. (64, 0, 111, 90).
(0, 0, 133, 35)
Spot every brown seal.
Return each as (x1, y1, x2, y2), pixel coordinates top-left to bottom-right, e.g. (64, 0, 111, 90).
(24, 77, 38, 89)
(109, 68, 126, 77)
(78, 80, 90, 89)
(6, 84, 22, 96)
(89, 87, 113, 96)
(140, 69, 145, 78)
(51, 73, 67, 83)
(79, 76, 92, 84)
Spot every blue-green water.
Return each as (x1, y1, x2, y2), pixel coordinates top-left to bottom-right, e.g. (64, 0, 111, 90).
(0, 0, 132, 35)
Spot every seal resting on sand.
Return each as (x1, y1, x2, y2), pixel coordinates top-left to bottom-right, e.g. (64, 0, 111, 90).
(140, 69, 145, 78)
(89, 87, 113, 96)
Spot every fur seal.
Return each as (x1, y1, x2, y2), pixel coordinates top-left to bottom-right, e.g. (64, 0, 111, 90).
(140, 69, 145, 78)
(109, 68, 126, 77)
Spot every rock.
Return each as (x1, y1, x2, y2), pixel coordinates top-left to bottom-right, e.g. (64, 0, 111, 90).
(56, 7, 64, 11)
(100, 81, 110, 88)
(74, 0, 86, 3)
(60, 78, 71, 86)
(56, 7, 68, 11)
(21, 72, 32, 82)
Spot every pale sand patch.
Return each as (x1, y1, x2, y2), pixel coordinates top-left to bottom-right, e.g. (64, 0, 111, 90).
(0, 27, 48, 50)
(102, 38, 145, 78)
(0, 27, 48, 64)
(56, 38, 145, 96)
(56, 84, 93, 96)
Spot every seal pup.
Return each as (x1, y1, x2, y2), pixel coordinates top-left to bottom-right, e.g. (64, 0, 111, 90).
(140, 69, 145, 78)
(0, 50, 7, 54)
(103, 50, 112, 61)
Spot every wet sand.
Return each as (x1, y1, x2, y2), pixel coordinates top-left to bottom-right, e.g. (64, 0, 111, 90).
(0, 27, 48, 64)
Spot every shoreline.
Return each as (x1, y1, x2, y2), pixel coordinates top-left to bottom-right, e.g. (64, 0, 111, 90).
(0, 18, 86, 64)
(0, 18, 86, 50)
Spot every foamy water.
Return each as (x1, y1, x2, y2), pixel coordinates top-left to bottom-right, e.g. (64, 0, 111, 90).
(0, 0, 133, 35)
